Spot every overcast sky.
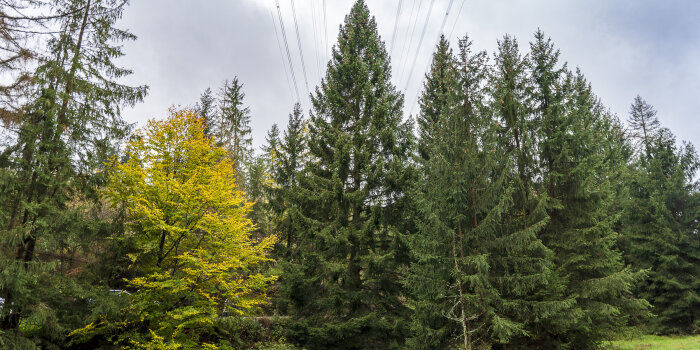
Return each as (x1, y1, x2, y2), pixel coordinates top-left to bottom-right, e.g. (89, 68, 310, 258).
(116, 0, 700, 151)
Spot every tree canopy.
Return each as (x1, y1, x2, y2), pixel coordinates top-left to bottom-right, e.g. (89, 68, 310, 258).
(0, 1, 698, 348)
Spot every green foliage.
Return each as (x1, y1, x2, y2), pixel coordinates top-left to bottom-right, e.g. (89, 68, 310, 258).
(197, 87, 217, 136)
(621, 120, 700, 334)
(214, 316, 298, 350)
(1, 0, 699, 347)
(277, 1, 414, 348)
(0, 0, 145, 347)
(266, 103, 308, 260)
(406, 34, 496, 350)
(194, 78, 254, 189)
(247, 153, 277, 241)
(415, 36, 456, 162)
(530, 31, 649, 348)
(627, 95, 661, 159)
(482, 34, 568, 348)
(218, 77, 254, 175)
(406, 31, 651, 349)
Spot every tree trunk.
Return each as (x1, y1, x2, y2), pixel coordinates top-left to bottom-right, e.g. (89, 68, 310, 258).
(56, 0, 91, 132)
(453, 221, 471, 350)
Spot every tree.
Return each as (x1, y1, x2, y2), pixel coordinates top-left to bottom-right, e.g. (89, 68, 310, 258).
(244, 124, 283, 241)
(530, 31, 648, 347)
(621, 107, 700, 334)
(277, 103, 306, 190)
(0, 0, 146, 346)
(246, 154, 275, 240)
(70, 109, 276, 348)
(217, 77, 253, 173)
(268, 103, 307, 259)
(196, 87, 216, 136)
(627, 95, 661, 158)
(0, 0, 63, 123)
(415, 35, 455, 161)
(263, 123, 281, 166)
(279, 1, 414, 348)
(486, 34, 568, 348)
(405, 34, 498, 350)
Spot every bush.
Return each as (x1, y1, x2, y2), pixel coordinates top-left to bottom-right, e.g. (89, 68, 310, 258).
(215, 316, 297, 349)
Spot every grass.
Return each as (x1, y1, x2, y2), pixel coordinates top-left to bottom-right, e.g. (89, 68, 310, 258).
(604, 335, 700, 349)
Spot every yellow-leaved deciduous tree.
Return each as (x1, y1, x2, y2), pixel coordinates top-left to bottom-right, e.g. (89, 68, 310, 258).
(71, 109, 276, 349)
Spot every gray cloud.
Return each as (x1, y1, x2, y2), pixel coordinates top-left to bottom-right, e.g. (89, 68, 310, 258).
(117, 0, 700, 150)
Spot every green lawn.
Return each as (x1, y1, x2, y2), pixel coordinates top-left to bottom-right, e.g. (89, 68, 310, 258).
(604, 335, 700, 349)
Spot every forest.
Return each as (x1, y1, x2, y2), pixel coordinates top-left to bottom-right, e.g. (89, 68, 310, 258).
(1, 0, 698, 349)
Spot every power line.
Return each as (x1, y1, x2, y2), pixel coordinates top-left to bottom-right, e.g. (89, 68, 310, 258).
(269, 7, 296, 102)
(310, 0, 322, 80)
(389, 0, 403, 55)
(436, 0, 456, 43)
(274, 0, 301, 102)
(427, 0, 456, 55)
(323, 0, 328, 63)
(403, 0, 436, 94)
(448, 0, 468, 41)
(397, 0, 421, 87)
(398, 0, 421, 86)
(289, 0, 311, 97)
(408, 0, 458, 117)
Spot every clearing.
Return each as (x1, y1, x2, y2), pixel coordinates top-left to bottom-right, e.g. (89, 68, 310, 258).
(605, 335, 700, 349)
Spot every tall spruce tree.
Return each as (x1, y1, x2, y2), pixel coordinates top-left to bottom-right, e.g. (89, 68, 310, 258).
(621, 102, 700, 333)
(278, 103, 306, 190)
(405, 36, 459, 349)
(278, 1, 414, 348)
(415, 36, 455, 161)
(0, 0, 146, 346)
(246, 124, 285, 241)
(530, 31, 648, 348)
(487, 34, 568, 348)
(196, 87, 216, 135)
(247, 154, 275, 239)
(627, 95, 661, 159)
(268, 103, 307, 259)
(406, 35, 497, 349)
(263, 123, 281, 166)
(217, 77, 253, 176)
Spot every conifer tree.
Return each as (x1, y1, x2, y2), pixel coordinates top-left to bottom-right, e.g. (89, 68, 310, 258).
(0, 0, 146, 346)
(217, 77, 253, 174)
(243, 125, 286, 242)
(621, 103, 700, 333)
(268, 103, 307, 259)
(247, 154, 276, 239)
(487, 34, 567, 348)
(405, 36, 460, 349)
(0, 0, 52, 121)
(405, 35, 495, 349)
(278, 103, 306, 190)
(627, 95, 661, 158)
(416, 36, 455, 161)
(196, 87, 216, 135)
(248, 123, 282, 239)
(279, 1, 414, 348)
(263, 123, 281, 165)
(530, 31, 648, 347)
